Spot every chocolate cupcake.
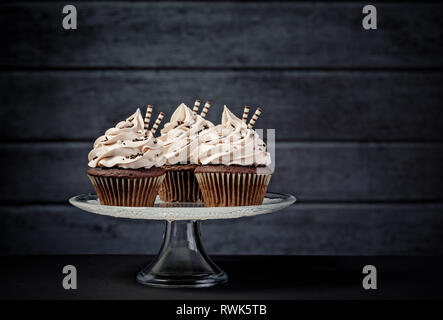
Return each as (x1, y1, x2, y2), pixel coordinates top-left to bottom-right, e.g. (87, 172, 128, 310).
(195, 106, 272, 207)
(87, 107, 166, 206)
(158, 101, 214, 202)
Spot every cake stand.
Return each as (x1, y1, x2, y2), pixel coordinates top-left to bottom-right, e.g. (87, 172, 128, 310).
(69, 192, 296, 288)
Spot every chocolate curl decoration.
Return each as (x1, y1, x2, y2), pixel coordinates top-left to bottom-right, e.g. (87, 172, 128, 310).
(144, 105, 153, 136)
(247, 107, 262, 129)
(151, 112, 165, 134)
(192, 100, 201, 114)
(242, 105, 250, 123)
(200, 101, 211, 118)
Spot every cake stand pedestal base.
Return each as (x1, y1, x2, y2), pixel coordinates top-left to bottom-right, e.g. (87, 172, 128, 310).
(136, 220, 228, 288)
(69, 192, 296, 288)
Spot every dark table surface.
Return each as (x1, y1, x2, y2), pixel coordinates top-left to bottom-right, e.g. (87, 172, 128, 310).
(0, 255, 442, 300)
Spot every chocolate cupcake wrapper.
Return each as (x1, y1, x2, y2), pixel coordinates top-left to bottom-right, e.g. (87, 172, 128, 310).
(88, 175, 164, 207)
(195, 172, 271, 207)
(159, 169, 202, 203)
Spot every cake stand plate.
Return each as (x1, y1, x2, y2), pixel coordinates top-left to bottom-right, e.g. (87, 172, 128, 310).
(69, 192, 296, 288)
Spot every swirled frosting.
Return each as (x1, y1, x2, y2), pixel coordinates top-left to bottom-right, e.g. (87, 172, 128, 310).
(197, 106, 271, 166)
(88, 108, 165, 169)
(159, 103, 214, 165)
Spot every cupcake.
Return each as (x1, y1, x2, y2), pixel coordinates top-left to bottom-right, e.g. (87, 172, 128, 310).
(158, 101, 214, 202)
(194, 106, 272, 207)
(87, 106, 167, 206)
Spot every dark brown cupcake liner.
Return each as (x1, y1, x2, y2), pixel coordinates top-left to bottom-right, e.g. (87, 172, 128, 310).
(195, 172, 271, 207)
(88, 175, 164, 207)
(159, 167, 203, 203)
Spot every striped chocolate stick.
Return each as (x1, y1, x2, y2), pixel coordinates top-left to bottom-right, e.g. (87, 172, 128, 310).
(247, 107, 262, 129)
(192, 100, 201, 114)
(151, 112, 165, 134)
(242, 105, 250, 123)
(200, 101, 211, 118)
(144, 105, 153, 135)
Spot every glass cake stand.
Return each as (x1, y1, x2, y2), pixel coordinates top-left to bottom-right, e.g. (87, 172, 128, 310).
(69, 192, 296, 288)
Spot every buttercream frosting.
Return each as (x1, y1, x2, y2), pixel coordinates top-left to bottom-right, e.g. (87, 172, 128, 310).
(88, 108, 165, 169)
(159, 103, 214, 165)
(197, 106, 271, 166)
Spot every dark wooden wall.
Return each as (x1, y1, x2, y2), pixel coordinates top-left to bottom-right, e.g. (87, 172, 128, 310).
(1, 1, 442, 255)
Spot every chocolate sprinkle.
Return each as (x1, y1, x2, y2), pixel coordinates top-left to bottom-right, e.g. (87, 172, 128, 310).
(125, 153, 143, 160)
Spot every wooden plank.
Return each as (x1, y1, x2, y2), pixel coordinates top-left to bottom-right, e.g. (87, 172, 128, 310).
(0, 142, 442, 202)
(1, 203, 442, 255)
(1, 71, 443, 141)
(1, 2, 443, 68)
